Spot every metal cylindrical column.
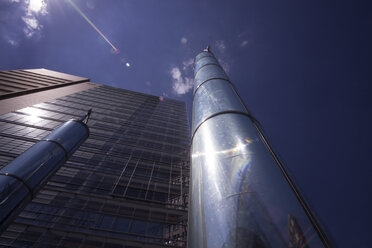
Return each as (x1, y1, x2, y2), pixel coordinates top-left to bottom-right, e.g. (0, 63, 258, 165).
(188, 48, 328, 247)
(0, 116, 90, 227)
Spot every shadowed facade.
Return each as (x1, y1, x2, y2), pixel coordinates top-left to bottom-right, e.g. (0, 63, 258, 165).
(0, 69, 189, 247)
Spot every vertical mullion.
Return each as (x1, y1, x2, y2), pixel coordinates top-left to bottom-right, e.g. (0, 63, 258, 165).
(123, 158, 140, 196)
(145, 161, 155, 199)
(110, 155, 132, 195)
(180, 163, 183, 209)
(168, 161, 173, 204)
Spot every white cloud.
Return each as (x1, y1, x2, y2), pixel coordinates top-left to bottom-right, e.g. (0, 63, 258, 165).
(22, 16, 42, 37)
(7, 38, 18, 46)
(182, 58, 194, 71)
(171, 67, 181, 79)
(22, 16, 39, 29)
(20, 0, 48, 38)
(215, 40, 226, 53)
(241, 40, 248, 47)
(170, 57, 195, 95)
(3, 0, 50, 45)
(170, 67, 193, 95)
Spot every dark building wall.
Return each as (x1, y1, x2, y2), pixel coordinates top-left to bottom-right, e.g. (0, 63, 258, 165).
(0, 70, 190, 247)
(0, 82, 98, 115)
(0, 69, 89, 100)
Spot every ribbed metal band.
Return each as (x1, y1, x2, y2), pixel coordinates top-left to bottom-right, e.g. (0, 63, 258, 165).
(191, 110, 256, 143)
(0, 172, 34, 198)
(194, 63, 222, 78)
(191, 48, 332, 247)
(195, 54, 214, 63)
(42, 140, 68, 160)
(193, 77, 233, 97)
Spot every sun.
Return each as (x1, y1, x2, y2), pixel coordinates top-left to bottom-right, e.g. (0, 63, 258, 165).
(28, 0, 46, 14)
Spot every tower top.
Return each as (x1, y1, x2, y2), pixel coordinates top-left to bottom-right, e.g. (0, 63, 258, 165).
(203, 45, 211, 52)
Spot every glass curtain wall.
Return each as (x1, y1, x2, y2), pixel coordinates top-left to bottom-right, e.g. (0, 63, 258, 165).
(0, 85, 190, 247)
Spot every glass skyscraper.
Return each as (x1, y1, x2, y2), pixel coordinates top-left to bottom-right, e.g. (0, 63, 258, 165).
(0, 69, 190, 247)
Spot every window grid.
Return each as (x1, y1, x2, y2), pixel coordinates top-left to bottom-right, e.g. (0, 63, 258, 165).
(0, 85, 189, 247)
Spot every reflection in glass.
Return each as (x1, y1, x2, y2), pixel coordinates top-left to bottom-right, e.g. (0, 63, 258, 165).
(18, 107, 45, 124)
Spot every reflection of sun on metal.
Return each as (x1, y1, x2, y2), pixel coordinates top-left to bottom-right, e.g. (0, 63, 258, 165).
(232, 142, 246, 153)
(67, 0, 120, 54)
(192, 139, 252, 158)
(125, 62, 130, 67)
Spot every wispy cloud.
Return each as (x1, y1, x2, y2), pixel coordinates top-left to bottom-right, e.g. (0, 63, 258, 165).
(4, 33, 19, 46)
(215, 40, 227, 53)
(241, 40, 248, 47)
(238, 30, 253, 48)
(8, 39, 18, 46)
(22, 16, 42, 37)
(182, 58, 194, 71)
(211, 40, 231, 73)
(86, 0, 95, 10)
(170, 66, 193, 95)
(21, 0, 48, 38)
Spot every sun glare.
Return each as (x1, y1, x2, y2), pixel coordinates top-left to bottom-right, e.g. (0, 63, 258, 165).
(20, 107, 44, 124)
(28, 0, 45, 13)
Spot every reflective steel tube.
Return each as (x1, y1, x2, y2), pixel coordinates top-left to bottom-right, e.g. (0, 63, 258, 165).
(188, 48, 329, 247)
(0, 114, 90, 228)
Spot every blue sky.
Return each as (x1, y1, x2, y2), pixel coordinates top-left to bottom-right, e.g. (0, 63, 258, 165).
(1, 0, 372, 246)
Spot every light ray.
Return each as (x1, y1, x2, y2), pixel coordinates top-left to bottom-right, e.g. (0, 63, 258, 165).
(67, 0, 120, 54)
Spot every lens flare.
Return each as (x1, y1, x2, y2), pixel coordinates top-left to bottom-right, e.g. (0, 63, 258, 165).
(244, 137, 252, 144)
(67, 0, 120, 54)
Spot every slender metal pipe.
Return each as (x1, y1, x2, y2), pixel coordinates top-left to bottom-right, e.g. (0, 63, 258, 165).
(0, 110, 91, 228)
(188, 48, 329, 247)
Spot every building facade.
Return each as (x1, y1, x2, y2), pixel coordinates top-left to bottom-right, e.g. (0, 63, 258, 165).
(0, 69, 190, 247)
